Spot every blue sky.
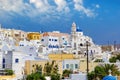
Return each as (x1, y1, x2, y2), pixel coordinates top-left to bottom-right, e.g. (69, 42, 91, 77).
(0, 0, 120, 44)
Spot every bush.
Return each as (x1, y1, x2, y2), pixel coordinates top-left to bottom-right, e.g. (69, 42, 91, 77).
(94, 59, 103, 62)
(51, 73, 60, 80)
(62, 69, 72, 79)
(109, 54, 120, 63)
(109, 57, 117, 62)
(26, 73, 46, 80)
(5, 69, 14, 75)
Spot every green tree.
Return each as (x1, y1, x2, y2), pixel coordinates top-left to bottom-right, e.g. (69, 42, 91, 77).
(62, 69, 72, 79)
(26, 64, 45, 80)
(52, 64, 59, 74)
(26, 73, 34, 80)
(109, 56, 117, 62)
(51, 73, 60, 80)
(87, 71, 95, 80)
(27, 61, 59, 80)
(44, 61, 59, 76)
(88, 64, 120, 80)
(109, 54, 120, 63)
(32, 64, 42, 74)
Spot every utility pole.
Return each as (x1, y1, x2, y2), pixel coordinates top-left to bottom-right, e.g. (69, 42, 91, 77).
(114, 41, 116, 51)
(86, 41, 89, 74)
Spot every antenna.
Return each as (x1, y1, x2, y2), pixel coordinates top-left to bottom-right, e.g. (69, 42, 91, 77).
(114, 41, 116, 51)
(0, 24, 2, 29)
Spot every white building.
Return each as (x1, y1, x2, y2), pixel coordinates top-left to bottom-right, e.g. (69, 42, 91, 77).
(71, 22, 102, 56)
(62, 59, 80, 72)
(41, 31, 70, 53)
(0, 43, 42, 80)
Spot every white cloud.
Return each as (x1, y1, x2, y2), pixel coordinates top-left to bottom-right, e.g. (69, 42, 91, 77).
(54, 0, 70, 12)
(30, 0, 36, 3)
(0, 0, 32, 16)
(96, 4, 100, 8)
(29, 0, 50, 12)
(0, 0, 52, 18)
(74, 0, 83, 5)
(0, 0, 98, 20)
(65, 7, 70, 13)
(73, 0, 94, 17)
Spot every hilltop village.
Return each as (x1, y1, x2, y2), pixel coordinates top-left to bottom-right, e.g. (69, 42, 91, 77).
(0, 22, 120, 80)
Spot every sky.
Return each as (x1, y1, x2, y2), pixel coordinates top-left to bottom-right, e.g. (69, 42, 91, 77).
(0, 0, 120, 45)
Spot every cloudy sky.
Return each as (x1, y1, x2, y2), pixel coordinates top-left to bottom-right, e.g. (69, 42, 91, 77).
(0, 0, 120, 44)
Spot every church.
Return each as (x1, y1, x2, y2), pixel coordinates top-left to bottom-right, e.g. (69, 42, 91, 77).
(71, 22, 102, 58)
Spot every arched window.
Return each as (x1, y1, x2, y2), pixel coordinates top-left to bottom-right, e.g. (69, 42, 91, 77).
(80, 43, 83, 46)
(15, 58, 19, 63)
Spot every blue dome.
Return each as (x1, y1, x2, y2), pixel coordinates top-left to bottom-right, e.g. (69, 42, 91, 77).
(76, 29, 82, 32)
(103, 75, 117, 80)
(76, 27, 82, 32)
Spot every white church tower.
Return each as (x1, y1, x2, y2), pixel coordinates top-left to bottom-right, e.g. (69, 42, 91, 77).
(71, 22, 77, 50)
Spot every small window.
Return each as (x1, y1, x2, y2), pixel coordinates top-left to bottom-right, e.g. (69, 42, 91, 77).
(55, 39, 57, 41)
(34, 36, 36, 39)
(70, 64, 73, 70)
(66, 64, 69, 69)
(37, 42, 40, 44)
(37, 36, 39, 39)
(80, 43, 83, 46)
(29, 54, 32, 56)
(2, 64, 5, 68)
(15, 58, 19, 63)
(3, 58, 5, 63)
(49, 39, 51, 41)
(75, 64, 78, 69)
(41, 39, 44, 41)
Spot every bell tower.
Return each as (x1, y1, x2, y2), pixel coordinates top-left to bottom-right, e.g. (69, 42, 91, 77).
(71, 22, 77, 50)
(71, 22, 76, 34)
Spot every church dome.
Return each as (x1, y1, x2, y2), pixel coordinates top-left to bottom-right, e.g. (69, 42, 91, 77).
(103, 75, 117, 80)
(76, 27, 82, 32)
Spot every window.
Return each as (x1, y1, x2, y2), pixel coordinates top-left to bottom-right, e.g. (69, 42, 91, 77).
(34, 36, 36, 39)
(15, 58, 19, 63)
(41, 39, 44, 41)
(80, 43, 83, 46)
(74, 43, 76, 50)
(29, 54, 32, 56)
(3, 58, 5, 63)
(75, 64, 78, 69)
(91, 50, 93, 53)
(49, 39, 51, 41)
(66, 64, 69, 69)
(79, 33, 81, 35)
(37, 36, 39, 39)
(37, 42, 40, 44)
(55, 39, 57, 41)
(30, 36, 32, 39)
(70, 64, 73, 70)
(2, 64, 5, 68)
(20, 44, 24, 46)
